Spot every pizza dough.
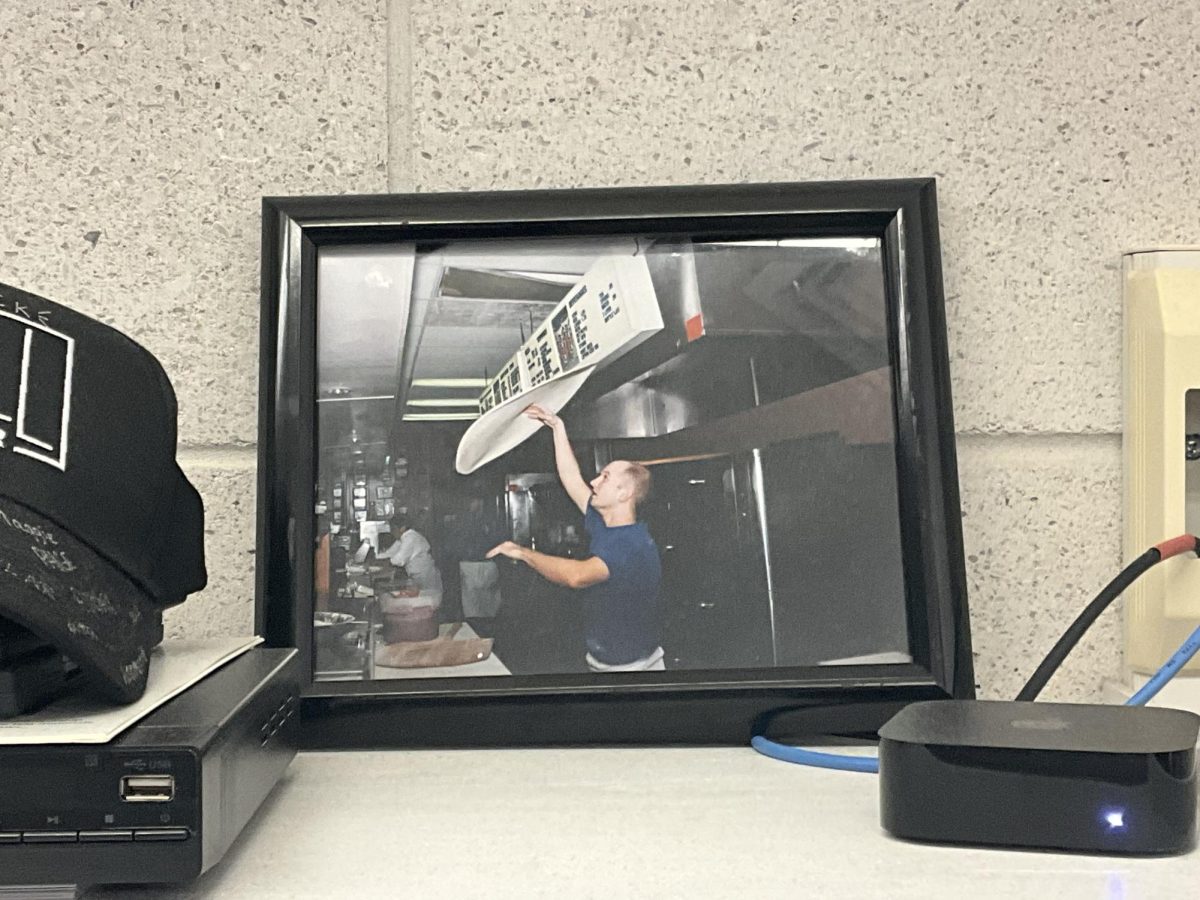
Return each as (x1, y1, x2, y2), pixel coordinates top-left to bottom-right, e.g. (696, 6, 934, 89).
(454, 365, 596, 474)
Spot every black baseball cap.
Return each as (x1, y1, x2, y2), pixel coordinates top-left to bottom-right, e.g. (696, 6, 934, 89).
(0, 281, 207, 702)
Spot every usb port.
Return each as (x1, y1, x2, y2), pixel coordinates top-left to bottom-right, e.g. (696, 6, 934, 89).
(120, 775, 175, 803)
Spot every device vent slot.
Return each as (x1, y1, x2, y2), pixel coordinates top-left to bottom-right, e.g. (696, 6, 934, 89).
(260, 693, 299, 747)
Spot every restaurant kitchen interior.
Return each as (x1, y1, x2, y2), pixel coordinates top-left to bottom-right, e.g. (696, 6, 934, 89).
(312, 234, 914, 682)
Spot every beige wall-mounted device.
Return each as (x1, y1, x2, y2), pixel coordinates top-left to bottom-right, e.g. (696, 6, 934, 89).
(1123, 247, 1200, 673)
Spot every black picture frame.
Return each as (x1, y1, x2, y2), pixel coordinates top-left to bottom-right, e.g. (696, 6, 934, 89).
(258, 180, 973, 747)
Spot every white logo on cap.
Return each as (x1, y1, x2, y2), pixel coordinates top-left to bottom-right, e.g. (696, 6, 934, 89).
(0, 309, 74, 471)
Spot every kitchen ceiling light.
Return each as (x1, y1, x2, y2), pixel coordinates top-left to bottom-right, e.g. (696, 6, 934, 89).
(317, 393, 396, 403)
(402, 412, 480, 421)
(410, 378, 489, 388)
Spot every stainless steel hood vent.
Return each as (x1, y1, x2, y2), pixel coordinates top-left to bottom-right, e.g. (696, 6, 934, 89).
(567, 239, 889, 447)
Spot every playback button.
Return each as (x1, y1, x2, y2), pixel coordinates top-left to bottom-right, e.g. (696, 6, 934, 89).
(133, 828, 189, 842)
(22, 831, 78, 843)
(79, 830, 134, 842)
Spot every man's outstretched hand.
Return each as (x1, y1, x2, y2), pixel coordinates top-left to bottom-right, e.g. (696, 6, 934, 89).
(524, 404, 563, 430)
(486, 540, 528, 562)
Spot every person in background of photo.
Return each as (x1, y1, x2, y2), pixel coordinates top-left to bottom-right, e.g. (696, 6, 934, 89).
(486, 404, 664, 672)
(456, 497, 505, 619)
(459, 496, 503, 559)
(376, 516, 443, 613)
(314, 517, 332, 612)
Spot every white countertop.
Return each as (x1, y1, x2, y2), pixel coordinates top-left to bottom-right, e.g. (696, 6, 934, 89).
(79, 746, 1199, 899)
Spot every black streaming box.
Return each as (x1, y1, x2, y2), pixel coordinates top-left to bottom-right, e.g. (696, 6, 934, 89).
(0, 646, 301, 887)
(878, 699, 1200, 855)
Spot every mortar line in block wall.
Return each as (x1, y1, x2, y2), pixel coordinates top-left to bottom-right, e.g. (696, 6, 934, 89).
(387, 0, 416, 193)
(956, 432, 1121, 450)
(176, 446, 258, 470)
(173, 434, 1120, 472)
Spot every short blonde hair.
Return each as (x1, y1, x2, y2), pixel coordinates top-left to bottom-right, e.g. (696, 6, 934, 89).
(622, 461, 652, 506)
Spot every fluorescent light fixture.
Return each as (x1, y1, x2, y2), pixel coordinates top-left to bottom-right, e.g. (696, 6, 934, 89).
(406, 398, 480, 407)
(316, 394, 396, 404)
(410, 378, 489, 388)
(402, 412, 480, 421)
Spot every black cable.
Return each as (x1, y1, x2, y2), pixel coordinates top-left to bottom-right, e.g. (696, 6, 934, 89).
(1016, 535, 1200, 702)
(1014, 548, 1159, 702)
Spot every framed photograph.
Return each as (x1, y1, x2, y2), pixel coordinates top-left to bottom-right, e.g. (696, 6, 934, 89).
(258, 180, 972, 747)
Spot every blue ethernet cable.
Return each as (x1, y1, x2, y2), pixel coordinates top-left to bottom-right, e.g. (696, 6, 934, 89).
(749, 736, 879, 773)
(1125, 622, 1200, 707)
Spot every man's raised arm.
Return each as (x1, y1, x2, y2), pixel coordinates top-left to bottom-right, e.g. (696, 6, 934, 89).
(524, 404, 591, 514)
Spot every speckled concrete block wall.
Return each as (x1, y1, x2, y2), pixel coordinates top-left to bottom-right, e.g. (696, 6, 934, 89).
(1, 1, 387, 635)
(2, 0, 1195, 700)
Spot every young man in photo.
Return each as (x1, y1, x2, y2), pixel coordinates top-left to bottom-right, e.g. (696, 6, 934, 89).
(487, 405, 664, 672)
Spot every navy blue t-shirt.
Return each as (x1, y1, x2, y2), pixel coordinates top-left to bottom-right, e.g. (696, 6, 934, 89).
(581, 503, 662, 665)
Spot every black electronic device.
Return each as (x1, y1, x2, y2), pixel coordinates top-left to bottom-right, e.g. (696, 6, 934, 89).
(878, 699, 1199, 855)
(0, 646, 301, 888)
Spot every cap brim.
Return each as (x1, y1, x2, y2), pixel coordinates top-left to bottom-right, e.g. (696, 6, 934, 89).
(0, 496, 162, 703)
(146, 464, 207, 607)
